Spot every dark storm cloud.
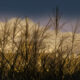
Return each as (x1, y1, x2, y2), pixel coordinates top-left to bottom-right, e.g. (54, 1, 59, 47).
(0, 0, 80, 18)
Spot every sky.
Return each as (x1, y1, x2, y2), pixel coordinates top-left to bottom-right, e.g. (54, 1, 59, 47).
(0, 0, 80, 32)
(0, 0, 80, 17)
(0, 0, 80, 25)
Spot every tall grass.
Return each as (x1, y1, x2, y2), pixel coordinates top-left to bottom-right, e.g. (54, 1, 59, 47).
(0, 8, 80, 80)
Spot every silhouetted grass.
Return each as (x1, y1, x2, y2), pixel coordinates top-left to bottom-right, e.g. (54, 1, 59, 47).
(0, 8, 80, 80)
